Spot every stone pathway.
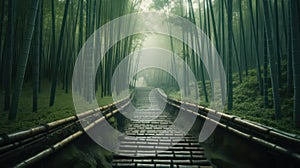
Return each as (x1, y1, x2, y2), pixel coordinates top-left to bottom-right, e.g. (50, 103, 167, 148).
(112, 88, 212, 168)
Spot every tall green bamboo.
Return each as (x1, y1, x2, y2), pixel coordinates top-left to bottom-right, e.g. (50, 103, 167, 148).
(78, 0, 83, 53)
(274, 0, 281, 88)
(263, 0, 281, 119)
(223, 0, 242, 84)
(9, 0, 40, 120)
(33, 0, 41, 112)
(50, 0, 56, 79)
(291, 0, 300, 127)
(65, 1, 79, 94)
(4, 0, 13, 111)
(221, 0, 225, 65)
(227, 0, 233, 110)
(263, 28, 269, 108)
(197, 0, 209, 102)
(49, 0, 70, 106)
(86, 0, 90, 40)
(39, 0, 44, 93)
(249, 0, 263, 95)
(281, 0, 288, 53)
(205, 0, 214, 100)
(287, 0, 293, 94)
(0, 0, 5, 81)
(232, 33, 242, 83)
(239, 0, 248, 76)
(208, 0, 219, 52)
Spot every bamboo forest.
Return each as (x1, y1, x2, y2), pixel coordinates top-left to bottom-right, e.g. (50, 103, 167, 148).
(0, 0, 300, 167)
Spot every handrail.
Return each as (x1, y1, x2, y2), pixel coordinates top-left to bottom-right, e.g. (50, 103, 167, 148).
(155, 89, 300, 158)
(0, 95, 132, 168)
(0, 97, 129, 146)
(174, 99, 300, 148)
(4, 89, 300, 167)
(14, 100, 131, 168)
(168, 101, 300, 161)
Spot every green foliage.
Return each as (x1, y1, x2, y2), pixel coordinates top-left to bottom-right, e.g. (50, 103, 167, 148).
(230, 69, 298, 134)
(0, 81, 113, 134)
(169, 68, 299, 134)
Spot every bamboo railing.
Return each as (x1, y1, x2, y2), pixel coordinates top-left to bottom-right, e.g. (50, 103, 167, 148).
(0, 96, 131, 168)
(156, 89, 300, 165)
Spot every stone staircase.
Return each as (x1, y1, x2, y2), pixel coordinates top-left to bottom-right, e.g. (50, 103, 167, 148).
(112, 88, 212, 168)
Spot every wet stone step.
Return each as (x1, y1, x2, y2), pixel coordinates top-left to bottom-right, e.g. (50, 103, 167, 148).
(154, 164, 171, 168)
(133, 159, 152, 163)
(114, 155, 207, 161)
(177, 166, 212, 168)
(172, 160, 191, 164)
(112, 163, 135, 167)
(137, 163, 155, 167)
(153, 159, 172, 163)
(191, 160, 211, 165)
(112, 88, 211, 168)
(112, 159, 133, 163)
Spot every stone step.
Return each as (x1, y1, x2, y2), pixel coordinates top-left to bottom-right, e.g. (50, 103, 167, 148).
(112, 158, 210, 164)
(120, 136, 197, 142)
(112, 163, 212, 168)
(112, 88, 211, 168)
(112, 161, 212, 167)
(120, 141, 202, 146)
(113, 153, 206, 159)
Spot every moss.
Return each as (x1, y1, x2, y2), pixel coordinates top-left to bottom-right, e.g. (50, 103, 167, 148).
(0, 81, 116, 167)
(230, 69, 299, 134)
(168, 68, 300, 135)
(0, 81, 113, 134)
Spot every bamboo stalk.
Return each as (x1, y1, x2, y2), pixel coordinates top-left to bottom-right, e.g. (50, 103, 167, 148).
(0, 102, 119, 146)
(168, 101, 300, 161)
(0, 121, 79, 161)
(0, 95, 131, 156)
(163, 92, 300, 151)
(15, 131, 83, 168)
(11, 97, 132, 167)
(156, 89, 300, 150)
(174, 98, 300, 144)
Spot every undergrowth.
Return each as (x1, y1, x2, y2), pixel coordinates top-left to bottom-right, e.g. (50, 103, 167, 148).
(0, 81, 113, 134)
(167, 68, 300, 135)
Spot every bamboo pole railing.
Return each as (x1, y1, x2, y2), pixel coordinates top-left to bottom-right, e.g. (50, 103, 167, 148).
(155, 89, 300, 162)
(0, 95, 132, 168)
(14, 100, 131, 168)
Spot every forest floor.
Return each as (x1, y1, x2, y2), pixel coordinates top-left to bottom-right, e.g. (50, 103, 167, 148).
(0, 81, 113, 134)
(168, 68, 300, 135)
(1, 67, 299, 135)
